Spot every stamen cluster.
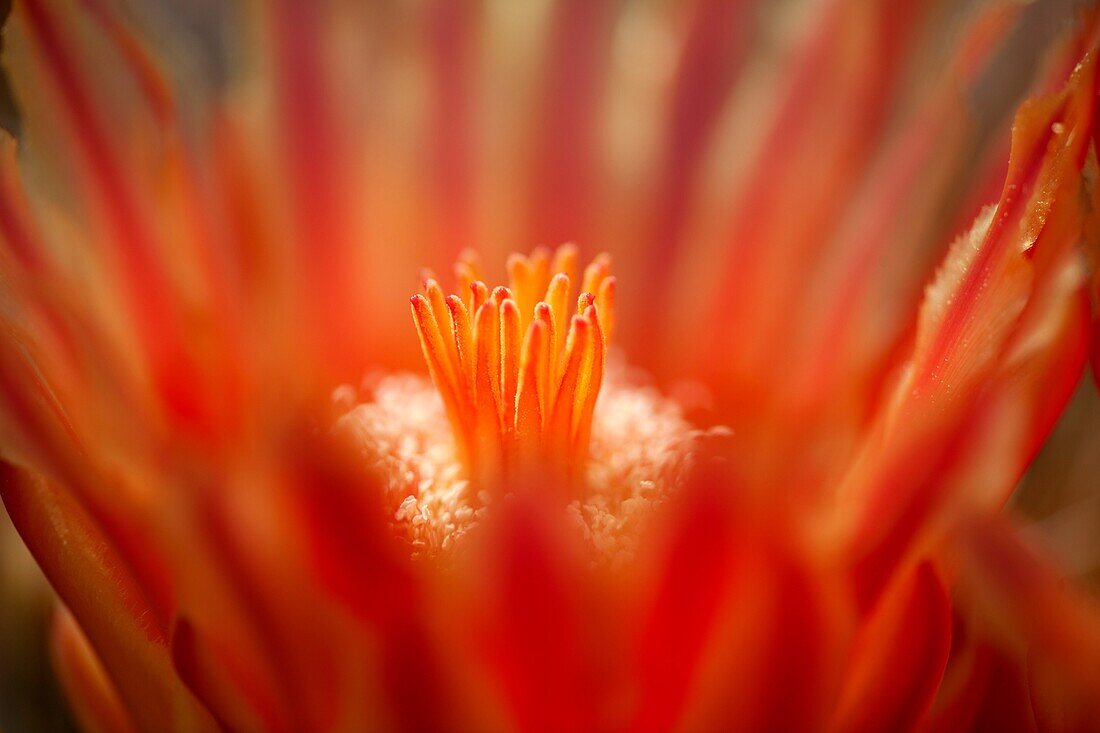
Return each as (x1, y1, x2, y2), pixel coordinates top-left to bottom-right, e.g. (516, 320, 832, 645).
(410, 245, 615, 491)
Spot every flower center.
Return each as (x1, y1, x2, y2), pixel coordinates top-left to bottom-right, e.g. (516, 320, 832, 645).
(410, 245, 615, 490)
(333, 246, 710, 561)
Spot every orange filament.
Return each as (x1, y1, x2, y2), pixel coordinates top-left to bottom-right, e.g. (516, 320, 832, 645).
(410, 245, 616, 492)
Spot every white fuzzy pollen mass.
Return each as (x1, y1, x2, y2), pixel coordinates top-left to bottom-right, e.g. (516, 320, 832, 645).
(332, 360, 707, 564)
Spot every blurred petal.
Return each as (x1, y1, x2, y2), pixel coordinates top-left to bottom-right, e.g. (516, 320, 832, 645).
(947, 513, 1100, 725)
(634, 465, 847, 732)
(840, 50, 1100, 606)
(471, 498, 598, 733)
(830, 562, 952, 733)
(0, 464, 216, 732)
(51, 607, 138, 733)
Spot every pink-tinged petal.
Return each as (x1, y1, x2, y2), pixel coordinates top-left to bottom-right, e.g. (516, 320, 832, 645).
(969, 656, 1040, 733)
(76, 2, 247, 438)
(918, 626, 988, 733)
(164, 475, 315, 731)
(979, 255, 1092, 488)
(0, 465, 217, 732)
(7, 0, 250, 443)
(703, 543, 845, 733)
(0, 133, 199, 465)
(189, 472, 391, 731)
(0, 292, 183, 629)
(290, 443, 418, 629)
(0, 133, 45, 272)
(783, 85, 963, 419)
(173, 427, 453, 732)
(51, 607, 139, 733)
(0, 310, 82, 478)
(657, 3, 1040, 504)
(831, 562, 952, 733)
(845, 252, 1090, 606)
(0, 309, 179, 631)
(942, 8, 1100, 250)
(1028, 656, 1100, 733)
(72, 0, 173, 125)
(177, 487, 325, 732)
(268, 1, 373, 380)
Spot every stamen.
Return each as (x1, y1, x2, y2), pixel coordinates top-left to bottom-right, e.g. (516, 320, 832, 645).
(597, 276, 616, 340)
(550, 243, 579, 284)
(410, 294, 468, 457)
(473, 296, 502, 471)
(548, 315, 591, 482)
(581, 253, 612, 298)
(516, 318, 546, 450)
(409, 245, 615, 494)
(545, 273, 571, 386)
(533, 302, 553, 418)
(470, 280, 489, 314)
(445, 294, 475, 410)
(573, 304, 604, 467)
(500, 299, 522, 430)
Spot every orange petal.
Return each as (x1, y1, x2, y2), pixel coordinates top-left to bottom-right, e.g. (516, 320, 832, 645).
(1, 465, 217, 731)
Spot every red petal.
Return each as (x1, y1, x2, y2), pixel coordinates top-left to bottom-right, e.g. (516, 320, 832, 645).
(840, 50, 1100, 605)
(633, 466, 845, 732)
(286, 436, 449, 731)
(477, 498, 596, 733)
(631, 478, 737, 733)
(947, 514, 1100, 726)
(171, 617, 290, 733)
(831, 562, 952, 733)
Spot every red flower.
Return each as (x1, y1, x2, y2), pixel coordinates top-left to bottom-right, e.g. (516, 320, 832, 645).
(0, 1, 1099, 731)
